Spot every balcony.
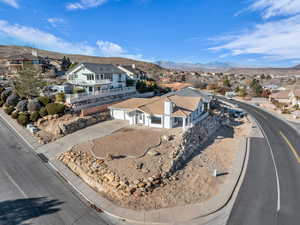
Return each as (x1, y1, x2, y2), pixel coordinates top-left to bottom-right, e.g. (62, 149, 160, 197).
(68, 79, 112, 86)
(66, 86, 137, 104)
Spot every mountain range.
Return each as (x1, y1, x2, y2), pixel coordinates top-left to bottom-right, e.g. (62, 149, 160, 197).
(155, 61, 244, 72)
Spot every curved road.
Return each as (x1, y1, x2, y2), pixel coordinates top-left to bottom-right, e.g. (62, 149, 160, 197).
(0, 117, 114, 225)
(226, 100, 300, 225)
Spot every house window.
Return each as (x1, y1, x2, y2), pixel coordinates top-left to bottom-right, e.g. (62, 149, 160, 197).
(101, 74, 104, 80)
(151, 115, 161, 124)
(96, 75, 100, 80)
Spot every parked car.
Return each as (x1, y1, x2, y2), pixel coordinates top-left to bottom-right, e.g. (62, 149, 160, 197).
(26, 124, 39, 134)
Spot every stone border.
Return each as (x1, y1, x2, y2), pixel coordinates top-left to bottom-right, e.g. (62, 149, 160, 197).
(0, 107, 251, 224)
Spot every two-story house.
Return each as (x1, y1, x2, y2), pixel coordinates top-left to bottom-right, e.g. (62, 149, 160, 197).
(66, 63, 128, 93)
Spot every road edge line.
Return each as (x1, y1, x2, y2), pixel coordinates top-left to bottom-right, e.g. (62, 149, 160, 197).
(249, 114, 281, 212)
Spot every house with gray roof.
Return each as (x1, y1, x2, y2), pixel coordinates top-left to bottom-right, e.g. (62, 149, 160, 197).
(66, 63, 129, 93)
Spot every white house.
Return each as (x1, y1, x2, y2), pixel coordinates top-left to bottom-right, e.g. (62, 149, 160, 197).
(118, 64, 146, 80)
(109, 95, 209, 129)
(289, 90, 300, 107)
(66, 63, 128, 93)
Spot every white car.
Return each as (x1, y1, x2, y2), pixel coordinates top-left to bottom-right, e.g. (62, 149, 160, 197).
(26, 124, 39, 134)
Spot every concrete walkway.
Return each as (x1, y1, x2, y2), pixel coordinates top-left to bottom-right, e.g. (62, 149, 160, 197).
(0, 108, 252, 225)
(36, 120, 128, 159)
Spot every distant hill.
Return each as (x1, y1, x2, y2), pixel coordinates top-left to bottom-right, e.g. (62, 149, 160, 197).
(294, 64, 300, 69)
(155, 60, 239, 72)
(227, 67, 300, 76)
(0, 45, 167, 77)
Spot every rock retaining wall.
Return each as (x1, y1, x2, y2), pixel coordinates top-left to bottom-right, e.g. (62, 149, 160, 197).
(166, 115, 221, 176)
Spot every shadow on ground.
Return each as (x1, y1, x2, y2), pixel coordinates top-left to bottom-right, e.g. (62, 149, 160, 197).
(0, 197, 63, 225)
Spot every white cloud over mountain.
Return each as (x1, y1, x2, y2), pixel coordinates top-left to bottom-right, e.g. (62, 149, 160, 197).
(0, 20, 142, 59)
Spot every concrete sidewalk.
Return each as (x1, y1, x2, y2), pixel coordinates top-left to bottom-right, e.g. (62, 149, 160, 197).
(36, 120, 128, 160)
(0, 108, 251, 225)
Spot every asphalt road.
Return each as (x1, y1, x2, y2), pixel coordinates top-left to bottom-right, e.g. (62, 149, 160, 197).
(225, 100, 300, 225)
(0, 117, 114, 225)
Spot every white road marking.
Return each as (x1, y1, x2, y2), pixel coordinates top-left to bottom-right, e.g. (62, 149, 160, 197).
(4, 170, 28, 198)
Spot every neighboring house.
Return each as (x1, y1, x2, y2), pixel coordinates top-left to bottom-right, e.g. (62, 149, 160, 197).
(5, 53, 42, 73)
(269, 90, 291, 103)
(289, 90, 300, 107)
(66, 63, 128, 93)
(118, 64, 147, 80)
(109, 94, 209, 129)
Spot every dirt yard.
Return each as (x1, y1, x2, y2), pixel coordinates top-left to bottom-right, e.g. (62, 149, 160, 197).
(74, 127, 164, 158)
(59, 116, 252, 211)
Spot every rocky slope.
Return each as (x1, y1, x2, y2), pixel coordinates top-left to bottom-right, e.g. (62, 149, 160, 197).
(0, 45, 167, 76)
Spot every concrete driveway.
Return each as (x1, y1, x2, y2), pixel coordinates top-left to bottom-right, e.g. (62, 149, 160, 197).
(37, 120, 128, 160)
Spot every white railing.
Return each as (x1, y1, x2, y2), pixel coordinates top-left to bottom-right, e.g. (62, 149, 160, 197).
(66, 87, 137, 104)
(68, 79, 112, 86)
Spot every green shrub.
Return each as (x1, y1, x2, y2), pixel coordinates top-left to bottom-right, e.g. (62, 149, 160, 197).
(30, 111, 40, 122)
(55, 93, 65, 103)
(11, 111, 19, 119)
(17, 113, 29, 126)
(4, 106, 15, 115)
(37, 96, 50, 106)
(0, 87, 4, 94)
(73, 87, 85, 94)
(0, 100, 4, 107)
(46, 103, 65, 115)
(39, 107, 48, 117)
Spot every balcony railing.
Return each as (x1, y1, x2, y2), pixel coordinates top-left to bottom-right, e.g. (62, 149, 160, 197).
(66, 86, 137, 104)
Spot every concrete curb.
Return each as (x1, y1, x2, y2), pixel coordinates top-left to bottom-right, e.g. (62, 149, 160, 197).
(0, 108, 251, 225)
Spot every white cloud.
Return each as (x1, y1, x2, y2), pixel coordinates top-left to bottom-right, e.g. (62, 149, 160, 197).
(250, 0, 300, 19)
(66, 0, 107, 10)
(0, 20, 96, 55)
(0, 0, 19, 8)
(96, 40, 124, 56)
(47, 18, 66, 28)
(210, 15, 300, 60)
(96, 40, 143, 59)
(0, 20, 143, 60)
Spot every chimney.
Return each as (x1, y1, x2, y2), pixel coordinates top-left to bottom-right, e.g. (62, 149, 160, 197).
(164, 101, 173, 115)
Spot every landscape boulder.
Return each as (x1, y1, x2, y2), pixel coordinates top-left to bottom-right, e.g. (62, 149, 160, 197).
(28, 98, 42, 112)
(16, 100, 28, 112)
(1, 89, 12, 102)
(6, 93, 20, 107)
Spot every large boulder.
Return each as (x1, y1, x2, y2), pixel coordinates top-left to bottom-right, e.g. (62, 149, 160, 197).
(27, 98, 42, 112)
(6, 93, 20, 107)
(1, 89, 12, 102)
(16, 100, 28, 112)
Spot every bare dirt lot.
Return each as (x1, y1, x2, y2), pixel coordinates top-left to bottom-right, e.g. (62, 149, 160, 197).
(85, 127, 163, 158)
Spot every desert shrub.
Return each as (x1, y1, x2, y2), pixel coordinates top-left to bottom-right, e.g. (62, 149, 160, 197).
(11, 111, 19, 119)
(39, 107, 48, 117)
(4, 106, 15, 115)
(17, 113, 29, 126)
(281, 109, 291, 114)
(55, 93, 65, 103)
(30, 111, 40, 122)
(0, 87, 4, 94)
(38, 96, 50, 106)
(46, 103, 65, 115)
(0, 100, 4, 107)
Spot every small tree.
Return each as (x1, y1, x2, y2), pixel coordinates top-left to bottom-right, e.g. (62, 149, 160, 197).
(14, 68, 46, 98)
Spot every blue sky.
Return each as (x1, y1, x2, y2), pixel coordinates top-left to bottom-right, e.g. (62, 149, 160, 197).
(0, 0, 300, 67)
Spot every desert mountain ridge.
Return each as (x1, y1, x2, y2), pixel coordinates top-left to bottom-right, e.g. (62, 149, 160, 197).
(0, 45, 167, 75)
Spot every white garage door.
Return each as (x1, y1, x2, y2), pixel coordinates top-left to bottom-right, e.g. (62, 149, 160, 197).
(113, 109, 125, 120)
